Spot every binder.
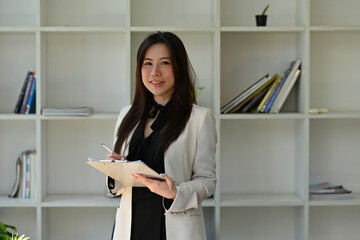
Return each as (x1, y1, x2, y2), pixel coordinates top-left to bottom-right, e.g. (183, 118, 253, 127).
(87, 159, 164, 187)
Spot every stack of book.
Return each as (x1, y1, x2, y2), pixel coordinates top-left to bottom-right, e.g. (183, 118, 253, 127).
(8, 150, 36, 199)
(42, 106, 93, 116)
(309, 182, 352, 200)
(221, 60, 301, 114)
(14, 71, 36, 114)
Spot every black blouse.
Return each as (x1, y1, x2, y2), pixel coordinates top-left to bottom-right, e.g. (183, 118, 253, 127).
(126, 99, 173, 240)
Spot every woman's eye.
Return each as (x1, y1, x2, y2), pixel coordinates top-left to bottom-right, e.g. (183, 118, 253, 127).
(144, 62, 152, 66)
(161, 61, 170, 65)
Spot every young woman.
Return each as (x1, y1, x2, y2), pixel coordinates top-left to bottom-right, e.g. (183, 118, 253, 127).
(106, 31, 216, 240)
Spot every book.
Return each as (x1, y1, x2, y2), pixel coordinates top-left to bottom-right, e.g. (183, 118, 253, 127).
(309, 182, 352, 200)
(21, 151, 27, 198)
(8, 150, 36, 199)
(240, 80, 273, 113)
(270, 60, 302, 113)
(20, 72, 35, 114)
(30, 152, 36, 199)
(256, 74, 280, 112)
(25, 153, 31, 198)
(25, 76, 36, 114)
(310, 193, 353, 200)
(87, 158, 165, 187)
(42, 107, 93, 116)
(264, 64, 294, 113)
(14, 71, 32, 114)
(8, 155, 22, 198)
(221, 74, 271, 114)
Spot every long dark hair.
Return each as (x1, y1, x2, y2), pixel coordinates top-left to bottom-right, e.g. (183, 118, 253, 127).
(114, 32, 196, 157)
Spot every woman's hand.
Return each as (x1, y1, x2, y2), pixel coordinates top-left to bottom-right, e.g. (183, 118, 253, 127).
(131, 173, 177, 199)
(106, 152, 125, 160)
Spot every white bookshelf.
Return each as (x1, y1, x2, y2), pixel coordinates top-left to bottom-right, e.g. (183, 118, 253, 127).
(1, 0, 360, 239)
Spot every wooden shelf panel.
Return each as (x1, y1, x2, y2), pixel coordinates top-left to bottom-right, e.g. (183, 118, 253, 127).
(220, 193, 304, 207)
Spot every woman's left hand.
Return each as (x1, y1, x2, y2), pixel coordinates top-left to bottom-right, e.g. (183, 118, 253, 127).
(131, 173, 177, 199)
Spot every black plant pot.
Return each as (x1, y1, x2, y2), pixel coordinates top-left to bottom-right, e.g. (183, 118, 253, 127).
(256, 15, 267, 26)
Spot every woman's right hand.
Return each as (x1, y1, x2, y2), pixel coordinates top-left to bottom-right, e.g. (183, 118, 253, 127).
(107, 152, 126, 160)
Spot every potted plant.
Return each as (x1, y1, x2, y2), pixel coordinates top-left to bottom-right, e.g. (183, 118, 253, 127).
(0, 222, 29, 240)
(256, 4, 269, 26)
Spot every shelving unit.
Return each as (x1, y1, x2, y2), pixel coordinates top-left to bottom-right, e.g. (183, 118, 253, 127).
(1, 0, 359, 239)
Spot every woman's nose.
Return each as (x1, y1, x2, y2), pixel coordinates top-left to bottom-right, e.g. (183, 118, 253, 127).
(151, 65, 160, 76)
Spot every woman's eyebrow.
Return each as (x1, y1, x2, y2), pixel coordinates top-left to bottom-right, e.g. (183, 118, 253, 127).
(144, 56, 171, 61)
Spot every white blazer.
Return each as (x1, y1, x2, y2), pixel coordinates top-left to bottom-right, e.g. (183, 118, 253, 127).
(107, 104, 217, 240)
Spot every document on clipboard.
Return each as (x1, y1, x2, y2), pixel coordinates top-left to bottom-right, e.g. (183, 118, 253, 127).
(87, 157, 165, 187)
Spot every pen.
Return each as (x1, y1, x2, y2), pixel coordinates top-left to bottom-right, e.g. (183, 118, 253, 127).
(102, 143, 112, 153)
(102, 143, 126, 161)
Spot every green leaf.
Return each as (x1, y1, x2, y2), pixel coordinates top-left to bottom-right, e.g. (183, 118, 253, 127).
(262, 4, 270, 15)
(4, 226, 16, 234)
(0, 222, 7, 234)
(0, 232, 9, 240)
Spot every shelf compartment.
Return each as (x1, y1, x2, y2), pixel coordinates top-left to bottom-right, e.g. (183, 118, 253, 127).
(130, 0, 215, 27)
(309, 206, 360, 240)
(221, 0, 306, 27)
(0, 120, 36, 197)
(310, 26, 360, 32)
(0, 196, 37, 207)
(0, 114, 38, 120)
(131, 32, 216, 111)
(0, 33, 36, 114)
(42, 194, 119, 207)
(220, 119, 307, 198)
(0, 27, 37, 33)
(310, 32, 360, 112)
(220, 26, 306, 32)
(310, 0, 360, 27)
(40, 26, 126, 33)
(221, 193, 304, 207)
(44, 119, 116, 196)
(220, 206, 304, 240)
(0, 207, 37, 239)
(41, 194, 215, 208)
(310, 119, 360, 194)
(40, 113, 119, 120)
(0, 0, 36, 27)
(221, 32, 306, 114)
(42, 32, 128, 114)
(41, 0, 126, 27)
(218, 113, 305, 120)
(310, 112, 360, 119)
(44, 207, 115, 240)
(130, 26, 217, 33)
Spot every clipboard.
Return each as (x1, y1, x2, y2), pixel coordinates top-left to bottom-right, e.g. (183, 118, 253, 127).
(87, 158, 164, 187)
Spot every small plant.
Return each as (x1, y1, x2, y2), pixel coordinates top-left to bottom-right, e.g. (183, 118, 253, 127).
(0, 221, 17, 240)
(261, 4, 270, 15)
(0, 222, 29, 240)
(194, 86, 205, 98)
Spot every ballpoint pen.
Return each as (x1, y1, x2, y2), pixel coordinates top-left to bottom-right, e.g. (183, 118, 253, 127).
(102, 143, 112, 153)
(102, 143, 127, 162)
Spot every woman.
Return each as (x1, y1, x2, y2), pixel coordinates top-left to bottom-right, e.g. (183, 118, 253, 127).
(106, 31, 216, 240)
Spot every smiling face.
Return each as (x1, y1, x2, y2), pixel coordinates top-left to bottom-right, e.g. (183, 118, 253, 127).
(141, 43, 175, 106)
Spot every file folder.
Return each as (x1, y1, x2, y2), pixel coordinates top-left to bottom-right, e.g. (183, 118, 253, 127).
(87, 159, 164, 187)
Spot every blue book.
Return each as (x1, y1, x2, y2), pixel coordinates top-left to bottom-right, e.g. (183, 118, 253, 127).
(25, 77, 36, 114)
(264, 65, 293, 113)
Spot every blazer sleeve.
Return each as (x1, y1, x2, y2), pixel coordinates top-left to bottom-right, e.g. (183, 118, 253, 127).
(165, 109, 217, 214)
(106, 105, 131, 197)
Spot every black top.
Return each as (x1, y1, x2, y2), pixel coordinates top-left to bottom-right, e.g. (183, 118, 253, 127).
(126, 99, 173, 240)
